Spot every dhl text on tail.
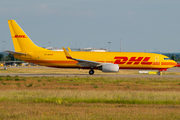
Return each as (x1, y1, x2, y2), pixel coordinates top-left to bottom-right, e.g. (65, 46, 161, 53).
(6, 20, 177, 75)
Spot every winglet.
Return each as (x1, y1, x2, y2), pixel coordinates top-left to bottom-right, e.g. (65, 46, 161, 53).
(68, 47, 71, 51)
(62, 47, 72, 59)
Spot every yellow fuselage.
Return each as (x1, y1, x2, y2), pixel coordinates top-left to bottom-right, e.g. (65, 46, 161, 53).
(14, 51, 176, 71)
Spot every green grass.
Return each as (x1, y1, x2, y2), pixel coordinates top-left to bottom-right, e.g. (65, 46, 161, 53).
(0, 74, 179, 120)
(38, 79, 41, 82)
(0, 75, 26, 81)
(0, 76, 179, 104)
(0, 75, 180, 91)
(55, 76, 180, 84)
(26, 83, 33, 87)
(0, 90, 180, 105)
(1, 66, 180, 75)
(1, 81, 6, 85)
(93, 85, 98, 88)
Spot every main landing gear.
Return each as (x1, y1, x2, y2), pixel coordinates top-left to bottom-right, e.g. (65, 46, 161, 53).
(89, 69, 94, 75)
(157, 71, 162, 75)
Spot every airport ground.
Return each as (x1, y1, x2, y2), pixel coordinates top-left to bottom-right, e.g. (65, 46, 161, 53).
(0, 66, 180, 77)
(0, 67, 180, 120)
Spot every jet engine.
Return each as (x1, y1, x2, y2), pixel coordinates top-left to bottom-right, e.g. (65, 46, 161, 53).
(99, 63, 119, 72)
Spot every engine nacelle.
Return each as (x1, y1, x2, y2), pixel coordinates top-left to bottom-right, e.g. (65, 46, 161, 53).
(100, 63, 119, 72)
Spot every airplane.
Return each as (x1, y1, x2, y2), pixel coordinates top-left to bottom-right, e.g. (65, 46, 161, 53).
(6, 20, 177, 75)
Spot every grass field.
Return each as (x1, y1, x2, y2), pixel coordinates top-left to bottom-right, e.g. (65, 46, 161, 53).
(0, 67, 180, 119)
(0, 66, 139, 75)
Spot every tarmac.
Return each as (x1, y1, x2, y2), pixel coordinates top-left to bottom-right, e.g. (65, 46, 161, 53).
(0, 66, 180, 78)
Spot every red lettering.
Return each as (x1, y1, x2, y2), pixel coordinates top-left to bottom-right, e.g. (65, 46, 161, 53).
(114, 57, 128, 64)
(14, 35, 27, 38)
(127, 57, 143, 65)
(114, 56, 152, 65)
(141, 57, 152, 65)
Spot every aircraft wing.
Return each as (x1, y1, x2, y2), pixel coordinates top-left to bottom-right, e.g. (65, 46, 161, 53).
(62, 47, 102, 67)
(5, 51, 27, 55)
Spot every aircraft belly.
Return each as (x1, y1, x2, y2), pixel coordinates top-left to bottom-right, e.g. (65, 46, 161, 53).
(119, 64, 163, 69)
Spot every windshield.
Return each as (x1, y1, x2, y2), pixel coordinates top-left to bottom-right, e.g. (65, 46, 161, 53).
(164, 58, 170, 60)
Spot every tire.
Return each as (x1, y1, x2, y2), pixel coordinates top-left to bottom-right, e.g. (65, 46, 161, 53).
(89, 69, 94, 75)
(157, 71, 162, 75)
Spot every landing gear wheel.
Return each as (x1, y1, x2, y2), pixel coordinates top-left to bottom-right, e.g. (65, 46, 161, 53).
(4, 67, 7, 70)
(157, 71, 162, 75)
(89, 69, 94, 75)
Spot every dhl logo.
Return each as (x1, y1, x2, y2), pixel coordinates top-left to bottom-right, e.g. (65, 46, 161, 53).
(13, 35, 28, 38)
(114, 57, 152, 65)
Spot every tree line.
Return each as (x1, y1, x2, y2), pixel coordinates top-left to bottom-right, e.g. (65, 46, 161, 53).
(0, 53, 18, 61)
(162, 53, 180, 62)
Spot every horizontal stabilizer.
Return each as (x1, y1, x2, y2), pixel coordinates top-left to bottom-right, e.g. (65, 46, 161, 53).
(5, 50, 27, 55)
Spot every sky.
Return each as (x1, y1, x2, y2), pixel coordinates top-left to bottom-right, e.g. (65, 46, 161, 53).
(0, 0, 180, 52)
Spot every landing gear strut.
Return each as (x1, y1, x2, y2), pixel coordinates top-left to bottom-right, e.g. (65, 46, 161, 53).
(89, 69, 94, 75)
(157, 71, 162, 75)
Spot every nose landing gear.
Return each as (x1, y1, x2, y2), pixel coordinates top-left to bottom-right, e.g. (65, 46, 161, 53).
(89, 69, 94, 75)
(157, 71, 162, 75)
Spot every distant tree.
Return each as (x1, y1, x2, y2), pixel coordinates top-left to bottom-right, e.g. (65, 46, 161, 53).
(5, 53, 15, 61)
(0, 53, 3, 61)
(162, 53, 180, 61)
(171, 54, 175, 60)
(176, 54, 180, 60)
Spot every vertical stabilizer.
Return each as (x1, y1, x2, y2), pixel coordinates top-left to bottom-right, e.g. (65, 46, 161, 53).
(7, 20, 48, 52)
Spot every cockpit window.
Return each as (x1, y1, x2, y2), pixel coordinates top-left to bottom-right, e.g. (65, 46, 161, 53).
(164, 58, 170, 60)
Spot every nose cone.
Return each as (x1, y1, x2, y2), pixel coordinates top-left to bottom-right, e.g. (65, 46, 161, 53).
(161, 60, 177, 69)
(171, 60, 177, 67)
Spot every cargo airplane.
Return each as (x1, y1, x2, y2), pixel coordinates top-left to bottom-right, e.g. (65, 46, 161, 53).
(6, 20, 177, 75)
